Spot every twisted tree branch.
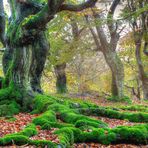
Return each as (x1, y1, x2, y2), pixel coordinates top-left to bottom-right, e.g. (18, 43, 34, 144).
(59, 0, 97, 12)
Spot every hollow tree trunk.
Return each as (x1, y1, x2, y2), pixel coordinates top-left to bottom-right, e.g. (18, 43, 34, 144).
(54, 63, 67, 94)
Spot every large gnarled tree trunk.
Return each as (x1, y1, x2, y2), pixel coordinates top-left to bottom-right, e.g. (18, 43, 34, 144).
(0, 0, 97, 108)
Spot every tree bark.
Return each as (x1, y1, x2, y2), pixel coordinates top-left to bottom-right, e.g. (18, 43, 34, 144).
(0, 0, 5, 46)
(103, 50, 124, 98)
(87, 2, 124, 99)
(135, 42, 148, 99)
(0, 0, 97, 108)
(30, 32, 49, 94)
(54, 63, 67, 94)
(127, 0, 148, 100)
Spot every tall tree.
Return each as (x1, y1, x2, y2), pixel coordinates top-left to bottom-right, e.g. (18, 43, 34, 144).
(127, 0, 148, 99)
(0, 0, 97, 107)
(48, 13, 86, 94)
(0, 0, 5, 47)
(86, 0, 125, 99)
(54, 63, 67, 93)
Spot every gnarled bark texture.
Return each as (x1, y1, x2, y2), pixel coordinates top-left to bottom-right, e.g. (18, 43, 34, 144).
(3, 0, 49, 97)
(0, 0, 97, 108)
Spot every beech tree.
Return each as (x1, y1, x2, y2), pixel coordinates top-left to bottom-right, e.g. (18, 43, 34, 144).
(50, 15, 86, 94)
(86, 0, 125, 99)
(0, 0, 5, 46)
(127, 0, 148, 99)
(0, 0, 97, 108)
(54, 63, 67, 94)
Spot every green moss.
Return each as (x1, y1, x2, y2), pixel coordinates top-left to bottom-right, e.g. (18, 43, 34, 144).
(0, 81, 22, 117)
(78, 124, 148, 145)
(47, 103, 69, 112)
(119, 105, 148, 113)
(66, 127, 82, 142)
(33, 110, 56, 125)
(60, 110, 108, 128)
(0, 86, 21, 102)
(112, 124, 148, 144)
(0, 94, 147, 146)
(0, 123, 37, 146)
(0, 135, 29, 146)
(19, 124, 38, 137)
(33, 94, 56, 113)
(41, 123, 51, 130)
(33, 118, 49, 126)
(79, 107, 148, 122)
(75, 119, 102, 128)
(54, 128, 74, 146)
(29, 140, 57, 147)
(41, 122, 74, 129)
(0, 101, 20, 117)
(6, 117, 17, 122)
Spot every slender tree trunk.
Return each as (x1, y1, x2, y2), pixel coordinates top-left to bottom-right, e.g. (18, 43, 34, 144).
(103, 50, 124, 98)
(0, 0, 5, 46)
(111, 73, 118, 97)
(88, 2, 125, 99)
(54, 63, 67, 94)
(127, 0, 148, 99)
(135, 43, 148, 99)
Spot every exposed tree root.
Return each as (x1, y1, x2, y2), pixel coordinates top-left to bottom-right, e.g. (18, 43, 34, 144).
(0, 95, 147, 147)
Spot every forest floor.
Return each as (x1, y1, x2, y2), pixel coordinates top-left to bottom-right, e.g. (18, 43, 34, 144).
(0, 96, 148, 148)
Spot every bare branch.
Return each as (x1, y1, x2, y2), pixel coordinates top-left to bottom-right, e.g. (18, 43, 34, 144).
(59, 0, 97, 12)
(85, 15, 102, 51)
(107, 0, 120, 37)
(118, 25, 126, 34)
